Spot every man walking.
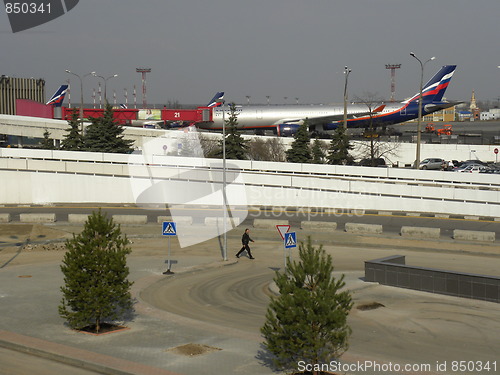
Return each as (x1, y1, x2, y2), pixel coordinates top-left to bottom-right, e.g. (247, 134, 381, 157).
(236, 228, 255, 259)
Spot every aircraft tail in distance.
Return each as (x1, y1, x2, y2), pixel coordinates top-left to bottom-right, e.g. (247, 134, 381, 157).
(206, 92, 224, 107)
(46, 84, 69, 106)
(405, 65, 456, 104)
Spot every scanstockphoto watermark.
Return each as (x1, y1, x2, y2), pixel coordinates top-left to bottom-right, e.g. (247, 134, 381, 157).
(297, 360, 434, 373)
(4, 0, 79, 33)
(128, 129, 248, 248)
(298, 360, 498, 373)
(249, 206, 366, 219)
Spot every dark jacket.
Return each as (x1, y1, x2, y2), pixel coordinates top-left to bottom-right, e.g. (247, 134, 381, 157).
(242, 232, 253, 245)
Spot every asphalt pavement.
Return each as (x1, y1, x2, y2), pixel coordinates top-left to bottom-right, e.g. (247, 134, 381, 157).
(0, 225, 499, 375)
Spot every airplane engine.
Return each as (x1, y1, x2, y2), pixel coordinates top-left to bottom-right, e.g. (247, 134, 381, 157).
(276, 124, 300, 137)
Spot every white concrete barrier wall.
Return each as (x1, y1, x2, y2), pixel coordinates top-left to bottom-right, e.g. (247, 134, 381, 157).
(157, 216, 193, 225)
(1, 149, 500, 217)
(345, 223, 383, 234)
(112, 215, 148, 225)
(301, 221, 337, 230)
(19, 213, 56, 223)
(401, 226, 441, 238)
(68, 214, 90, 224)
(453, 230, 495, 242)
(253, 219, 289, 228)
(0, 213, 11, 223)
(204, 217, 241, 227)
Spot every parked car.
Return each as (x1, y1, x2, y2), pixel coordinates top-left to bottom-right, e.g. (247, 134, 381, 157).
(454, 164, 489, 173)
(480, 167, 500, 174)
(357, 158, 386, 167)
(419, 158, 445, 170)
(456, 159, 488, 168)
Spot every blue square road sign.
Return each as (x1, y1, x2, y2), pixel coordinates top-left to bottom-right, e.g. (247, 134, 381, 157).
(162, 221, 177, 236)
(284, 232, 297, 249)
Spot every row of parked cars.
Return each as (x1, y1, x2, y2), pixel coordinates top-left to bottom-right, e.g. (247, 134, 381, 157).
(419, 158, 500, 173)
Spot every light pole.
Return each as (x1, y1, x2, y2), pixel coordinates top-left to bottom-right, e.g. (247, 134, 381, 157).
(92, 73, 118, 104)
(65, 70, 95, 121)
(219, 99, 228, 261)
(410, 52, 435, 169)
(343, 66, 352, 129)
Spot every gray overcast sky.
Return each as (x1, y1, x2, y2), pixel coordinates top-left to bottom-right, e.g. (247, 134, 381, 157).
(2, 0, 499, 106)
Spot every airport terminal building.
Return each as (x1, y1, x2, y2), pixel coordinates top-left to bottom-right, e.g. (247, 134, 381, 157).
(0, 75, 45, 115)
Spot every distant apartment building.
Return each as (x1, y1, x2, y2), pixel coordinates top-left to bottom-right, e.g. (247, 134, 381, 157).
(480, 108, 500, 121)
(0, 75, 45, 115)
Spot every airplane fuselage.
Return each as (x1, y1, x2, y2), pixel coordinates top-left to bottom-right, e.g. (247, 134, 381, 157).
(195, 65, 458, 135)
(197, 100, 456, 132)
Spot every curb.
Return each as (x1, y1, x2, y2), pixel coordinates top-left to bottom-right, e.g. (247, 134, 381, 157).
(0, 330, 181, 375)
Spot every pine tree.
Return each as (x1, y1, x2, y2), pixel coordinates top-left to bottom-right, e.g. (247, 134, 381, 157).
(285, 120, 311, 163)
(219, 103, 248, 160)
(40, 129, 56, 150)
(61, 109, 83, 151)
(59, 210, 134, 333)
(261, 237, 353, 373)
(327, 126, 354, 165)
(83, 104, 134, 153)
(311, 138, 325, 164)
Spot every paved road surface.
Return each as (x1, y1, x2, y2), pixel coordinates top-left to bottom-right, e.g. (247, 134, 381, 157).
(140, 241, 500, 373)
(0, 347, 100, 375)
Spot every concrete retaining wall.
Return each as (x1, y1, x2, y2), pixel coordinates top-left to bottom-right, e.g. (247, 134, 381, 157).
(365, 255, 500, 303)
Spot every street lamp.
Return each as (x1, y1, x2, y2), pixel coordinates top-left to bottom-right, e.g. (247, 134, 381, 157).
(343, 66, 352, 129)
(65, 70, 95, 121)
(218, 98, 228, 261)
(92, 73, 118, 104)
(410, 52, 435, 169)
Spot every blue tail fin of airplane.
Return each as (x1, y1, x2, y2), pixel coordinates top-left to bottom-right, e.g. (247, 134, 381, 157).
(46, 84, 69, 107)
(207, 92, 224, 107)
(406, 65, 456, 104)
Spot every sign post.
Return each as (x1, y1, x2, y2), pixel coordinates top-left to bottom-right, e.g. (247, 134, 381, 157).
(494, 148, 498, 163)
(162, 221, 177, 275)
(284, 232, 297, 269)
(276, 225, 291, 269)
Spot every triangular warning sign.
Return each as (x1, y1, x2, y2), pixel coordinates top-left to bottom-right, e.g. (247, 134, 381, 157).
(163, 223, 175, 235)
(276, 225, 290, 240)
(285, 234, 296, 247)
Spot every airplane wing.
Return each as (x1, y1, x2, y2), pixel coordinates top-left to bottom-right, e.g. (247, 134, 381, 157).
(275, 105, 386, 126)
(309, 105, 386, 125)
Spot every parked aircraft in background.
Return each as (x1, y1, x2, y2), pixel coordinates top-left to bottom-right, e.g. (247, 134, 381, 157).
(196, 65, 459, 136)
(46, 84, 68, 106)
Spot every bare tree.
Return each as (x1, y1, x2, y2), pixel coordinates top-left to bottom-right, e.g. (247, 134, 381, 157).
(353, 139, 401, 167)
(247, 137, 286, 162)
(198, 134, 221, 158)
(354, 92, 386, 166)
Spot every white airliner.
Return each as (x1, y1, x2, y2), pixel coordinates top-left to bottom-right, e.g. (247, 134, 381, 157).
(195, 65, 459, 136)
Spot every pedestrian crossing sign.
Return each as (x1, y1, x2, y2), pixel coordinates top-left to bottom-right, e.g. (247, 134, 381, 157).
(284, 232, 297, 249)
(162, 221, 177, 236)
